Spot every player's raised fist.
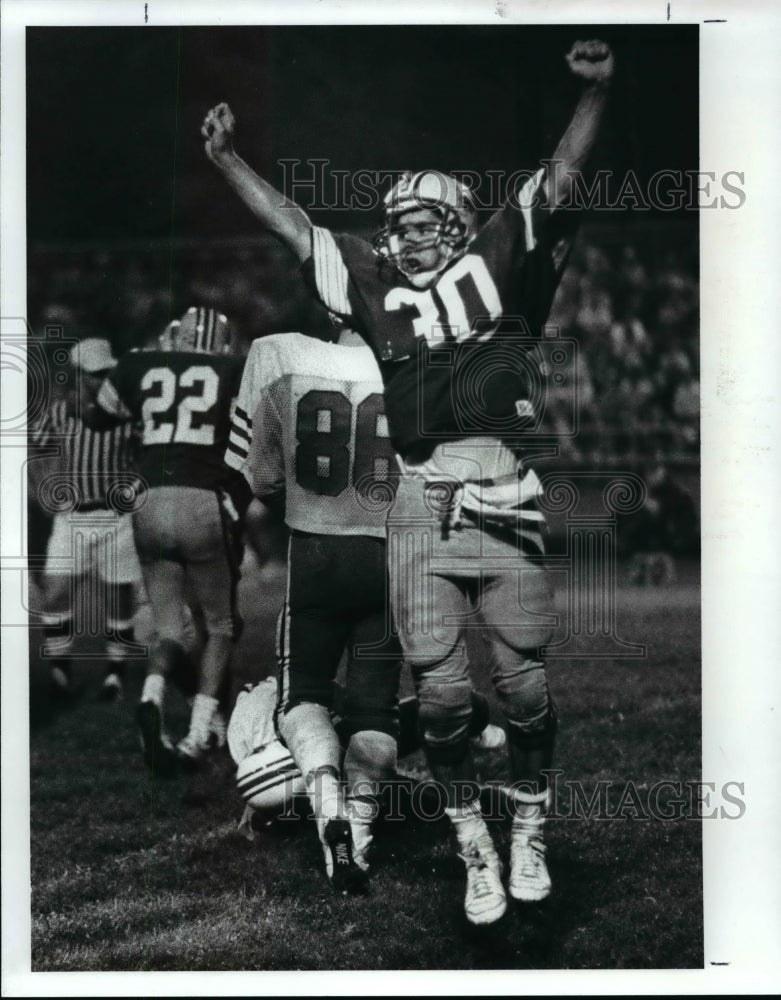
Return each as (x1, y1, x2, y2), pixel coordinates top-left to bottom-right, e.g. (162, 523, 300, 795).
(565, 39, 614, 84)
(202, 102, 236, 165)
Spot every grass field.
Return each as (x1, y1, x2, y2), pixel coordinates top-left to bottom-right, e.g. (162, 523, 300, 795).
(27, 551, 702, 972)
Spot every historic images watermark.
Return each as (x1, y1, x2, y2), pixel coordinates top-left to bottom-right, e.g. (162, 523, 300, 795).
(260, 773, 747, 826)
(277, 160, 746, 214)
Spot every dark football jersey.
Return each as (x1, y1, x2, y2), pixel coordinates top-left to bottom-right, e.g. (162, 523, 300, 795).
(97, 350, 245, 491)
(306, 169, 578, 462)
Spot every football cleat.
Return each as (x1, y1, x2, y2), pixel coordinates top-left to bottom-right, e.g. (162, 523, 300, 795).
(98, 673, 124, 703)
(458, 837, 507, 926)
(470, 723, 507, 751)
(321, 819, 368, 895)
(175, 731, 212, 768)
(136, 701, 178, 777)
(348, 819, 373, 874)
(509, 830, 551, 902)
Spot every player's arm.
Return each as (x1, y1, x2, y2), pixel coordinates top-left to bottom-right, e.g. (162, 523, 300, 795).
(544, 39, 614, 210)
(81, 371, 133, 429)
(202, 103, 312, 262)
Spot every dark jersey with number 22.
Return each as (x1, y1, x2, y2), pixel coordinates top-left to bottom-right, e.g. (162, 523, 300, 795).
(306, 169, 578, 463)
(98, 350, 245, 492)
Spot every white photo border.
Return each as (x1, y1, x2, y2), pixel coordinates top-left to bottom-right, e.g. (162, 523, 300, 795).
(3, 0, 780, 995)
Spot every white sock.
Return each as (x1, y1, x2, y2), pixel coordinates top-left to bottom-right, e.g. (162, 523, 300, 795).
(346, 805, 374, 872)
(141, 673, 165, 707)
(445, 800, 492, 849)
(307, 767, 344, 834)
(189, 693, 219, 741)
(278, 702, 342, 780)
(511, 788, 549, 836)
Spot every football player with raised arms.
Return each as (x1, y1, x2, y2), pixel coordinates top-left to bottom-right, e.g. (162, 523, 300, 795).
(203, 39, 614, 923)
(93, 307, 252, 774)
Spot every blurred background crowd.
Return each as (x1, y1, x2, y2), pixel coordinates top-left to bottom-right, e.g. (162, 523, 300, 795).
(28, 217, 699, 470)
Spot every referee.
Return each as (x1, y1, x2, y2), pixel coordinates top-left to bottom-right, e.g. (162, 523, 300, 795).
(31, 338, 144, 700)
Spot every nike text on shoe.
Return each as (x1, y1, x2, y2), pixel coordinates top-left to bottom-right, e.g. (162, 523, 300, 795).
(322, 819, 368, 895)
(136, 701, 178, 778)
(459, 839, 507, 925)
(509, 831, 551, 902)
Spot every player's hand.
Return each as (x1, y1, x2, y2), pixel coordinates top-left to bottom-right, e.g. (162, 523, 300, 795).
(565, 39, 614, 84)
(202, 102, 236, 165)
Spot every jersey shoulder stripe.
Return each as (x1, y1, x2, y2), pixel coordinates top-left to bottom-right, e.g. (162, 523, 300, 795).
(311, 227, 352, 316)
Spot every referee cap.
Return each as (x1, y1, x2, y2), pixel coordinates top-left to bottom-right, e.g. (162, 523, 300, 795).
(69, 338, 117, 373)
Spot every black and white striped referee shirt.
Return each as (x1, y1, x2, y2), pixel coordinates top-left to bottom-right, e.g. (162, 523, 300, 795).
(31, 398, 141, 511)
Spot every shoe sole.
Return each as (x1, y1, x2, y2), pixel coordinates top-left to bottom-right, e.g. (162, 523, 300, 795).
(323, 820, 368, 895)
(509, 883, 551, 903)
(466, 896, 507, 925)
(136, 702, 178, 778)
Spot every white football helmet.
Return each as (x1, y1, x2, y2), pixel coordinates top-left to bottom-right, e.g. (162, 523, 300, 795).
(235, 739, 306, 813)
(373, 171, 478, 287)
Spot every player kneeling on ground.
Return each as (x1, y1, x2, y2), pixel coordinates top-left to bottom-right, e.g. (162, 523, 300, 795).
(228, 677, 505, 865)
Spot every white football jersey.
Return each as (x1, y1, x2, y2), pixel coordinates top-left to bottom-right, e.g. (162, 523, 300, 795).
(226, 333, 398, 537)
(227, 678, 278, 764)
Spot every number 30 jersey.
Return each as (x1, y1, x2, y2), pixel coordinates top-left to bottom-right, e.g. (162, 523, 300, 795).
(97, 350, 245, 491)
(305, 169, 579, 463)
(225, 333, 397, 538)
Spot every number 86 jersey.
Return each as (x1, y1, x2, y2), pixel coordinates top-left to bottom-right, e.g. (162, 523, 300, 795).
(225, 333, 398, 537)
(98, 349, 245, 491)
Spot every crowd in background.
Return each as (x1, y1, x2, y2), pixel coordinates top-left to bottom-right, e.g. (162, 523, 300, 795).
(28, 219, 699, 477)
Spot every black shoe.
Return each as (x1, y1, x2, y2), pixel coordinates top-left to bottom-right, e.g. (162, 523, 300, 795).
(136, 701, 178, 778)
(98, 673, 124, 703)
(322, 819, 368, 895)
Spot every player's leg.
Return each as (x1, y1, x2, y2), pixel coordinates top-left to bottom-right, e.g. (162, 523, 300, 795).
(39, 512, 80, 698)
(132, 491, 189, 775)
(479, 560, 557, 903)
(341, 599, 402, 872)
(97, 513, 143, 702)
(388, 477, 505, 924)
(275, 532, 365, 892)
(178, 488, 244, 763)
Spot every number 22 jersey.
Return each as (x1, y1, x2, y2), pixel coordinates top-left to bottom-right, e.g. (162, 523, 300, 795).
(97, 350, 245, 492)
(225, 333, 397, 537)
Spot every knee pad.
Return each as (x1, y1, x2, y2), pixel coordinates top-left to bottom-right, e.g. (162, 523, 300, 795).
(416, 676, 474, 766)
(493, 654, 553, 735)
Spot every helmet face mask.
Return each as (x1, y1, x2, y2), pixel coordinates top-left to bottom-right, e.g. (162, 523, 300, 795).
(373, 171, 477, 288)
